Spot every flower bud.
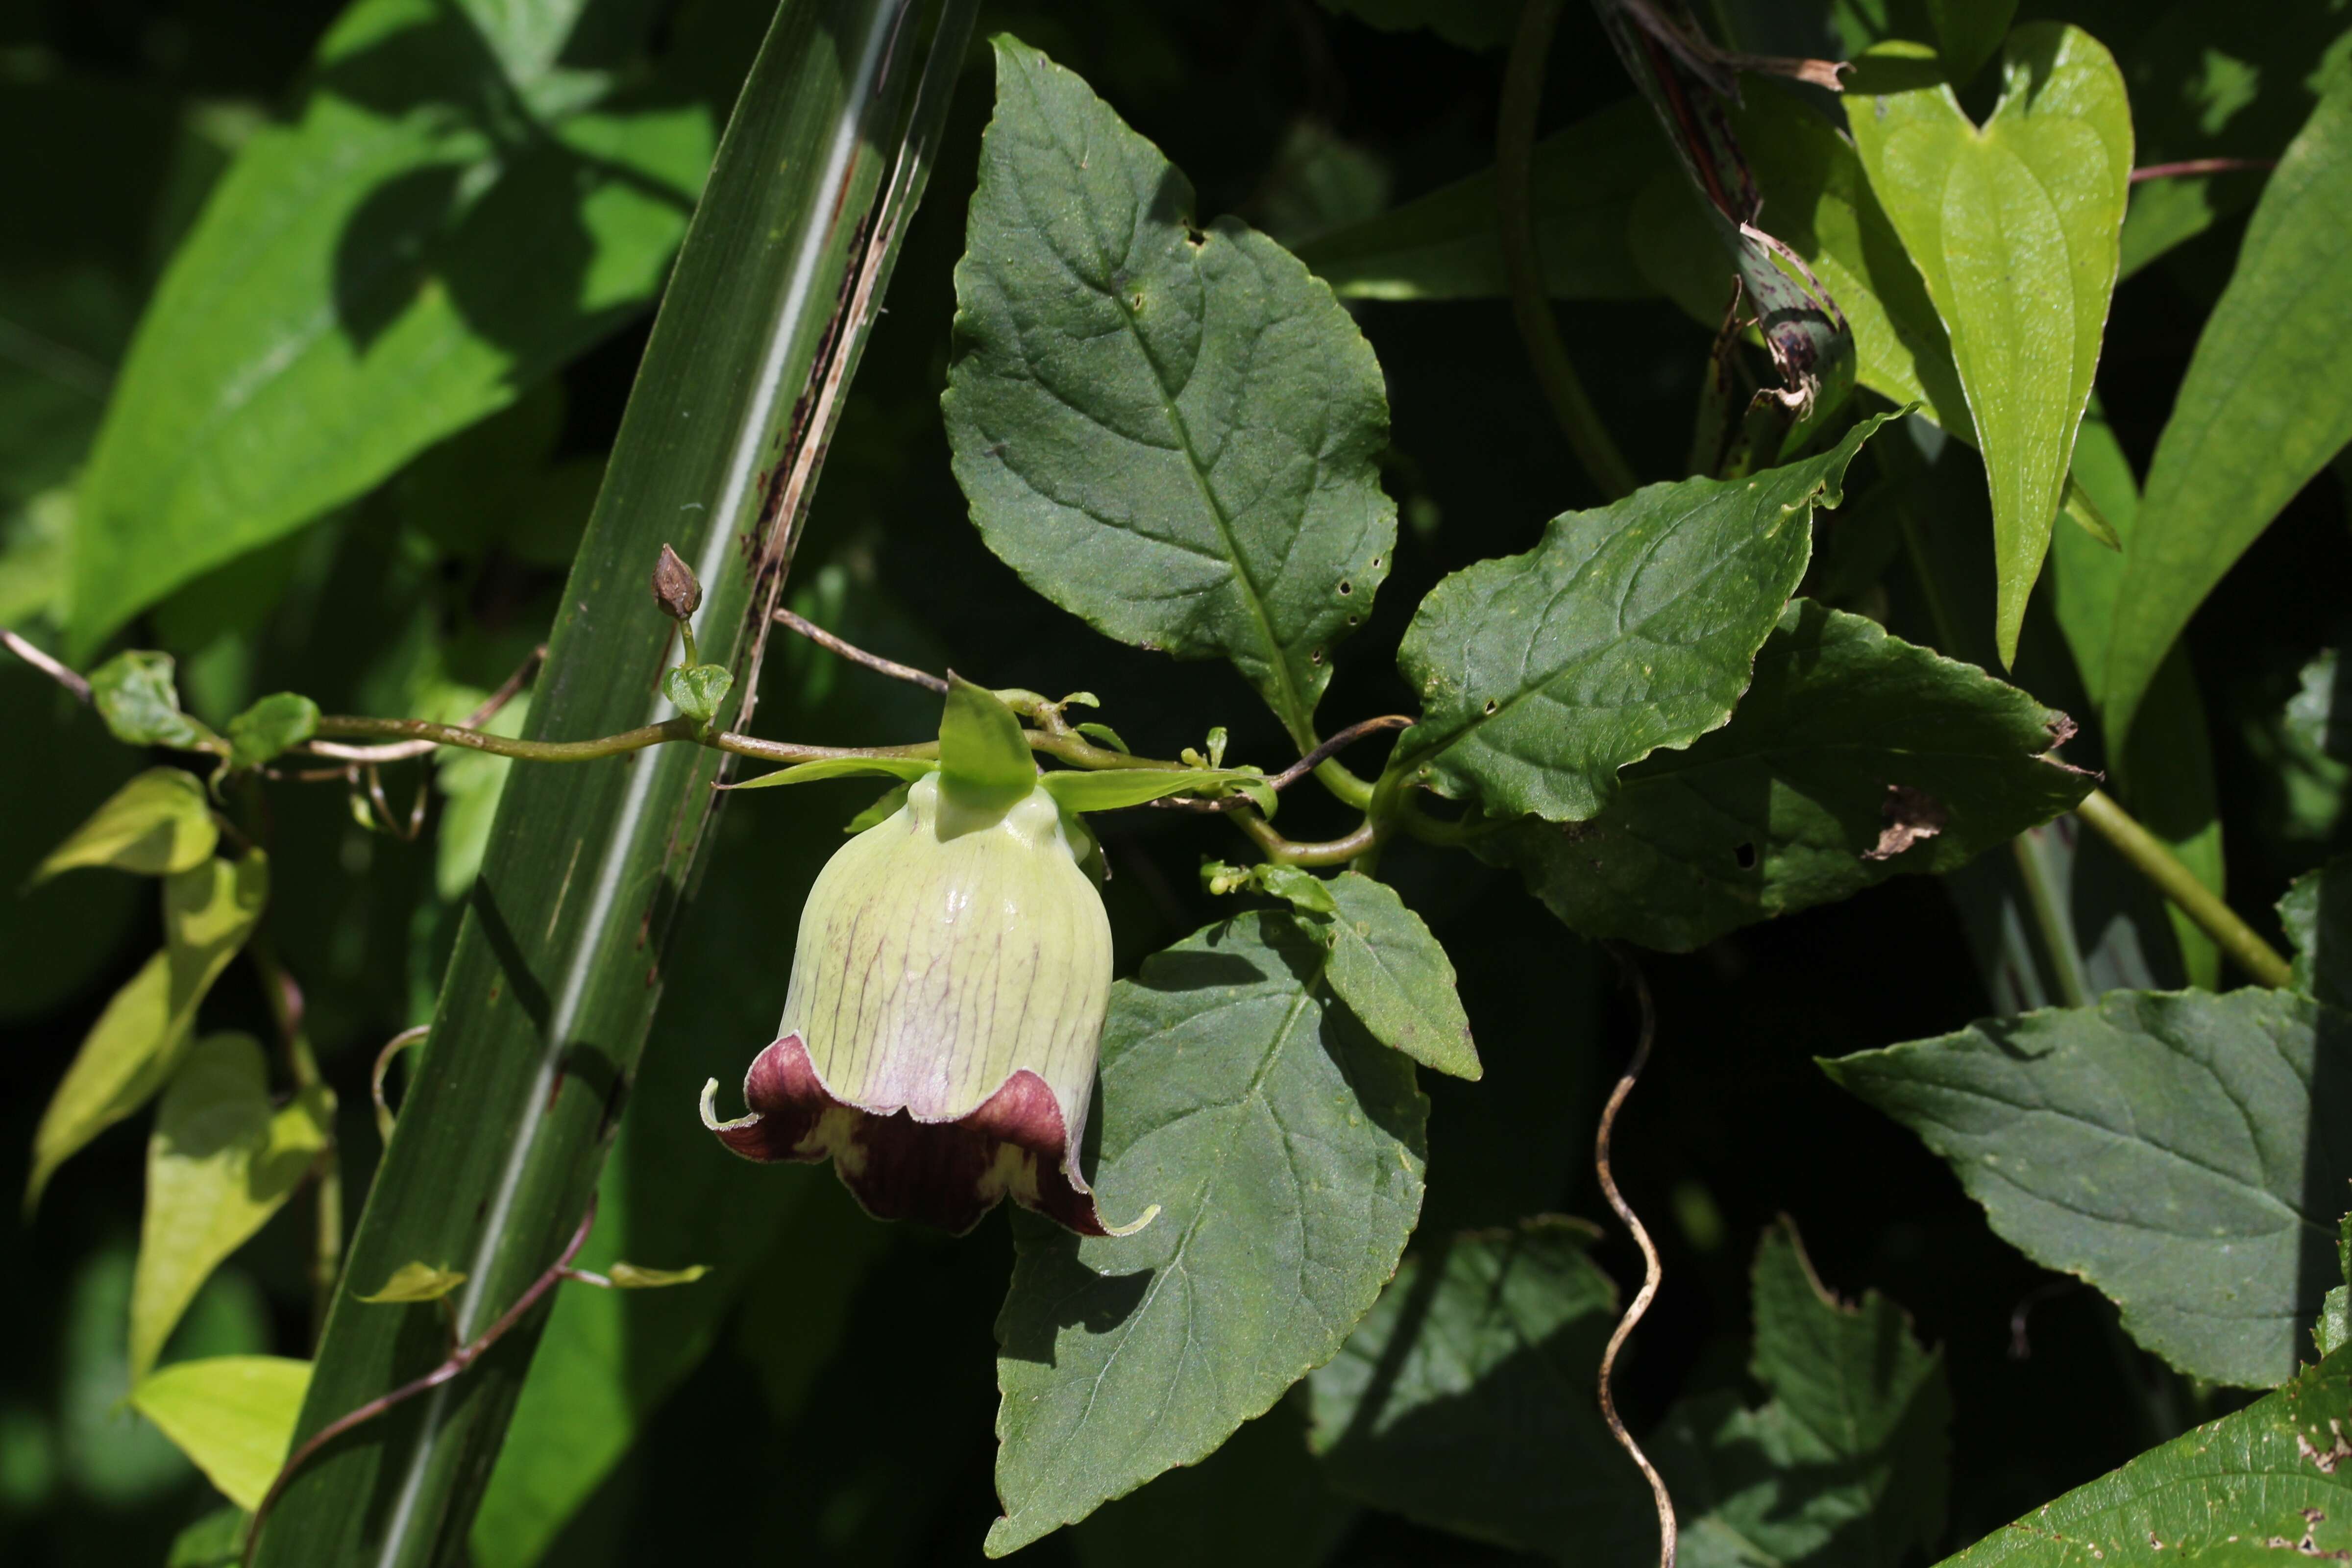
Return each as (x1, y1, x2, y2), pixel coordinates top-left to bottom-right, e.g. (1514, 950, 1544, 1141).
(703, 686, 1154, 1237)
(651, 543, 702, 620)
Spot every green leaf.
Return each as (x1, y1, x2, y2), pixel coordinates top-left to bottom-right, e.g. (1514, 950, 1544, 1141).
(1306, 1218, 1650, 1557)
(67, 0, 720, 655)
(1313, 872, 1478, 1079)
(1933, 1344, 2352, 1566)
(658, 662, 734, 726)
(1204, 860, 1345, 917)
(129, 1355, 310, 1512)
(727, 754, 938, 792)
(166, 1507, 251, 1568)
(1484, 601, 2090, 950)
(1038, 765, 1255, 813)
(604, 1262, 709, 1289)
(938, 672, 1035, 807)
(31, 766, 216, 883)
(1390, 420, 1888, 825)
(354, 1262, 468, 1305)
(989, 910, 1427, 1555)
(2281, 857, 2352, 1009)
(1072, 1393, 1352, 1568)
(1655, 1219, 1950, 1568)
(1073, 720, 1129, 753)
(26, 851, 269, 1211)
(254, 3, 978, 1558)
(945, 37, 1396, 747)
(1847, 26, 2132, 666)
(223, 692, 319, 770)
(2316, 1216, 2352, 1361)
(2102, 66, 2352, 753)
(1299, 98, 1667, 303)
(89, 649, 221, 751)
(1825, 988, 2352, 1388)
(131, 1034, 331, 1381)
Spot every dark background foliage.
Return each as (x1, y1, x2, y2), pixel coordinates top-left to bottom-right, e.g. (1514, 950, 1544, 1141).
(2, 0, 2345, 1563)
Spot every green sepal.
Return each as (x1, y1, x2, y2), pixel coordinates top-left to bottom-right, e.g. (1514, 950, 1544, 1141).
(938, 673, 1035, 810)
(661, 663, 735, 726)
(1074, 721, 1129, 753)
(225, 692, 321, 769)
(730, 756, 937, 793)
(1040, 766, 1263, 814)
(844, 782, 914, 833)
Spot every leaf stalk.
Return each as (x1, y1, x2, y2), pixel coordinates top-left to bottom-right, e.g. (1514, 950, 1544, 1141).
(2075, 789, 2292, 988)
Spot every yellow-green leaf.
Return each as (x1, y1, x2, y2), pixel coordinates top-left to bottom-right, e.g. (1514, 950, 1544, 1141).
(130, 1034, 331, 1381)
(355, 1261, 468, 1304)
(606, 1262, 710, 1289)
(31, 767, 216, 883)
(1847, 26, 2132, 666)
(26, 851, 269, 1211)
(130, 1355, 311, 1511)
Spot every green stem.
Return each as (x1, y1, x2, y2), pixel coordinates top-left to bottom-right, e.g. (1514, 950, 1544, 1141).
(1498, 0, 1638, 501)
(312, 714, 938, 767)
(1233, 808, 1378, 868)
(2076, 789, 2292, 988)
(2010, 836, 2092, 1009)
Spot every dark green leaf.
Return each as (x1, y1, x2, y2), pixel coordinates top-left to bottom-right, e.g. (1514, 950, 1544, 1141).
(27, 851, 269, 1210)
(1298, 98, 1667, 303)
(129, 1355, 310, 1512)
(1306, 1218, 1651, 1559)
(2282, 857, 2352, 1008)
(167, 1507, 250, 1568)
(89, 649, 220, 751)
(990, 911, 1427, 1555)
(1933, 1344, 2352, 1566)
(945, 38, 1395, 747)
(1390, 421, 1886, 826)
(1316, 871, 1478, 1079)
(1072, 1394, 1352, 1568)
(1825, 988, 2352, 1387)
(31, 766, 216, 882)
(67, 0, 719, 654)
(224, 692, 319, 769)
(255, 4, 975, 1558)
(2102, 65, 2352, 753)
(1486, 602, 2090, 951)
(1654, 1220, 1949, 1568)
(1847, 27, 2132, 665)
(658, 663, 733, 727)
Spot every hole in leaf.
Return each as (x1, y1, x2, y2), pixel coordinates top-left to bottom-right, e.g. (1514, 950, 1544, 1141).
(1311, 647, 1325, 665)
(1338, 580, 1352, 595)
(1733, 841, 1758, 870)
(1482, 698, 1497, 715)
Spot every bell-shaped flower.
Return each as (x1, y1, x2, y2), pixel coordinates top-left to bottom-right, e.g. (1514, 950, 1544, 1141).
(702, 677, 1241, 1236)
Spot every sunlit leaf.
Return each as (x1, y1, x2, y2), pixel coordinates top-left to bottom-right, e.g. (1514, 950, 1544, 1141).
(31, 766, 216, 883)
(1038, 765, 1255, 813)
(1314, 872, 1478, 1080)
(606, 1262, 710, 1289)
(223, 692, 320, 769)
(88, 649, 220, 751)
(129, 1355, 310, 1512)
(354, 1261, 467, 1304)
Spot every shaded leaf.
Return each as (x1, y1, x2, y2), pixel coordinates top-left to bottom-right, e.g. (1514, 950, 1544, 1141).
(658, 663, 733, 727)
(1485, 602, 2090, 951)
(27, 851, 269, 1210)
(1391, 421, 1886, 826)
(131, 1033, 331, 1380)
(89, 649, 220, 751)
(1205, 859, 1343, 917)
(31, 766, 216, 882)
(1306, 1218, 1650, 1559)
(2102, 65, 2352, 752)
(1299, 98, 1667, 303)
(989, 911, 1426, 1555)
(355, 1262, 468, 1304)
(166, 1507, 250, 1568)
(1315, 871, 1479, 1079)
(224, 692, 320, 769)
(1824, 988, 2352, 1387)
(945, 38, 1395, 745)
(2282, 857, 2352, 1009)
(130, 1355, 310, 1512)
(1847, 26, 2132, 665)
(1073, 1392, 1352, 1568)
(1655, 1220, 1949, 1568)
(1934, 1344, 2352, 1566)
(68, 0, 718, 654)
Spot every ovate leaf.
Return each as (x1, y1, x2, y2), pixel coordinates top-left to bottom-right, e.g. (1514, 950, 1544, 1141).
(89, 649, 220, 751)
(32, 767, 216, 882)
(27, 852, 269, 1210)
(989, 911, 1426, 1555)
(2102, 66, 2352, 753)
(131, 1034, 331, 1380)
(1485, 602, 2091, 951)
(1934, 1345, 2352, 1566)
(2281, 857, 2352, 1009)
(130, 1355, 310, 1512)
(1824, 988, 2352, 1388)
(223, 692, 319, 770)
(1654, 1220, 1949, 1568)
(354, 1262, 468, 1304)
(1390, 420, 1886, 826)
(1315, 872, 1478, 1079)
(945, 38, 1396, 745)
(1847, 26, 2132, 666)
(1306, 1218, 1649, 1557)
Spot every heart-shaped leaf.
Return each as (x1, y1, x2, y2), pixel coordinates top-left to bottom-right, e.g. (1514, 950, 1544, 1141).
(130, 1355, 312, 1512)
(1847, 25, 2132, 666)
(32, 767, 217, 883)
